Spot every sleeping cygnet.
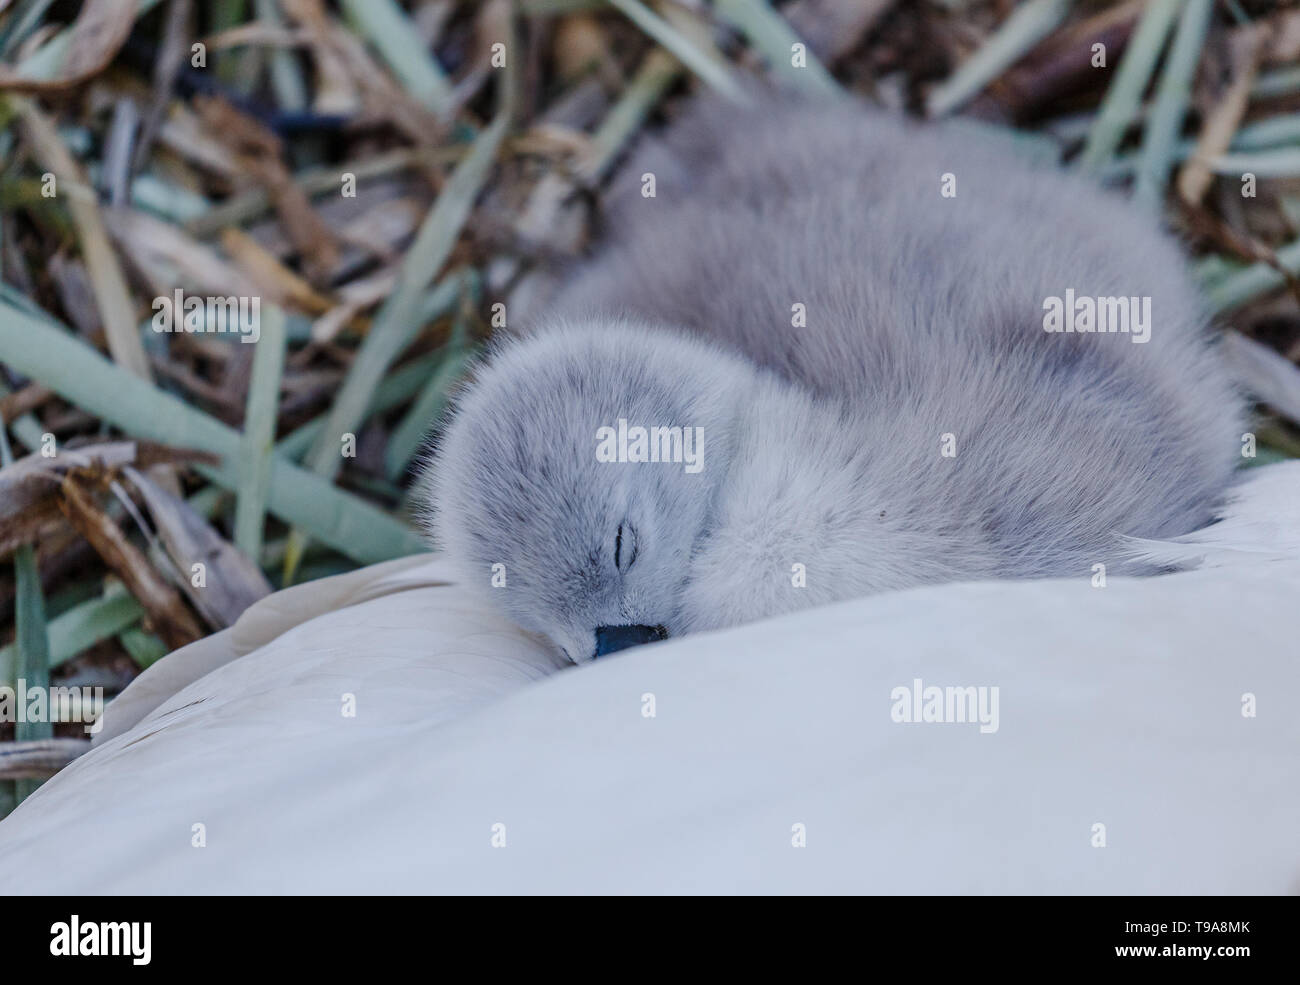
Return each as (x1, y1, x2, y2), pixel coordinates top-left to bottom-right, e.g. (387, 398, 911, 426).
(419, 97, 1245, 663)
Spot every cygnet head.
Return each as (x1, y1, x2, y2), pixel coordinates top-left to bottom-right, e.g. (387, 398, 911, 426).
(422, 321, 753, 663)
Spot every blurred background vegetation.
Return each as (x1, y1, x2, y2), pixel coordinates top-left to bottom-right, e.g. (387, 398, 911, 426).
(1, 0, 1298, 812)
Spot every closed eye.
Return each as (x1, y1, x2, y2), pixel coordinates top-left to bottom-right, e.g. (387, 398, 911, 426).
(614, 522, 638, 574)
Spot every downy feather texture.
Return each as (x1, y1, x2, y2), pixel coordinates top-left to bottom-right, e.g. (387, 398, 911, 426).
(421, 97, 1245, 663)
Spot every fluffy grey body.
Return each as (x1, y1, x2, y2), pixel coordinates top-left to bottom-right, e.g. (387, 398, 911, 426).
(423, 98, 1244, 663)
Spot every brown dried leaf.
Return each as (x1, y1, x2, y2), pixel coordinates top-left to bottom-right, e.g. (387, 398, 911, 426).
(0, 0, 136, 93)
(0, 739, 90, 780)
(195, 97, 342, 283)
(0, 442, 219, 559)
(990, 0, 1144, 122)
(103, 208, 260, 299)
(220, 227, 336, 314)
(0, 383, 53, 424)
(279, 0, 361, 114)
(1176, 24, 1268, 207)
(57, 474, 205, 651)
(123, 468, 273, 629)
(1262, 10, 1300, 66)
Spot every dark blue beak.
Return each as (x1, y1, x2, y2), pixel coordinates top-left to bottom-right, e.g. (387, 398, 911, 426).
(593, 624, 668, 659)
